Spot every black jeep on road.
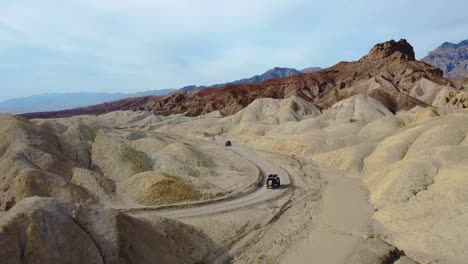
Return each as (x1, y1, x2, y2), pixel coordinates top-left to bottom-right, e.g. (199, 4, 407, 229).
(266, 174, 280, 189)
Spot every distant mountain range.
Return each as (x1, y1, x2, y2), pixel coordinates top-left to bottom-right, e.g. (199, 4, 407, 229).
(0, 89, 176, 114)
(25, 39, 464, 120)
(6, 39, 468, 115)
(422, 39, 468, 79)
(0, 67, 320, 114)
(179, 67, 320, 92)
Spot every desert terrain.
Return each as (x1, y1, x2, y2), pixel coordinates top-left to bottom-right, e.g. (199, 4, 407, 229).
(1, 39, 468, 264)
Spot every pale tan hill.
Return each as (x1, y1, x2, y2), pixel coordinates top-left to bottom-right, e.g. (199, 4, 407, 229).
(0, 197, 221, 263)
(362, 111, 468, 263)
(122, 95, 395, 177)
(151, 95, 320, 138)
(229, 96, 321, 124)
(225, 96, 321, 137)
(227, 95, 396, 160)
(0, 114, 96, 210)
(318, 94, 393, 122)
(408, 78, 455, 107)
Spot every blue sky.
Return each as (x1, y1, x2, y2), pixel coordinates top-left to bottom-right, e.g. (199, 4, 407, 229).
(0, 0, 467, 101)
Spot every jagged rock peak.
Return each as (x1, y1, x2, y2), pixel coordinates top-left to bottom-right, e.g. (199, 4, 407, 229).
(363, 39, 415, 61)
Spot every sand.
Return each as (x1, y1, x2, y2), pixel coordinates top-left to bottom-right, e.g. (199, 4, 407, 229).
(280, 169, 373, 264)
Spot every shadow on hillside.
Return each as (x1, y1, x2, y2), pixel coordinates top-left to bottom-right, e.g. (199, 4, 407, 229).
(131, 213, 231, 264)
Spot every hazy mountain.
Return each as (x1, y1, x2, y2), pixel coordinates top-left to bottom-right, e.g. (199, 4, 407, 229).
(0, 89, 176, 114)
(300, 67, 322, 73)
(1, 67, 320, 114)
(180, 67, 306, 92)
(128, 89, 178, 97)
(225, 67, 303, 86)
(421, 39, 468, 79)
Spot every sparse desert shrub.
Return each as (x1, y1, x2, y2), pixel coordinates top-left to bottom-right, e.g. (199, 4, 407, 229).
(120, 145, 153, 174)
(0, 144, 6, 158)
(135, 174, 201, 205)
(126, 131, 147, 141)
(12, 115, 31, 124)
(78, 125, 96, 142)
(41, 121, 68, 134)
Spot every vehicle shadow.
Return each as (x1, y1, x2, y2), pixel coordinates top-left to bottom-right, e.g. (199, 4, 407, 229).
(266, 184, 290, 190)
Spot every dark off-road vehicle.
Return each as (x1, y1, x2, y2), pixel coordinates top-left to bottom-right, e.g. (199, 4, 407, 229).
(225, 141, 232, 146)
(266, 174, 280, 189)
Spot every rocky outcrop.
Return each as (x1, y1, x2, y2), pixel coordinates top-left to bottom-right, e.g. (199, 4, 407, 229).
(422, 39, 468, 79)
(361, 39, 415, 61)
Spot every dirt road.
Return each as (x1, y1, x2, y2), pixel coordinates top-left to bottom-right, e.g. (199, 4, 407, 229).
(147, 136, 291, 219)
(280, 168, 373, 264)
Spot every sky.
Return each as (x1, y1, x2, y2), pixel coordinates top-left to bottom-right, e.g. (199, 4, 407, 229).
(0, 0, 467, 101)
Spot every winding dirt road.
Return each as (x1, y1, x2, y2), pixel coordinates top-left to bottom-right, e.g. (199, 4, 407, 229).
(148, 136, 291, 219)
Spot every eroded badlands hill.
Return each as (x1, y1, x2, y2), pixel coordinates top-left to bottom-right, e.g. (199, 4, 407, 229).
(0, 112, 261, 263)
(122, 95, 468, 263)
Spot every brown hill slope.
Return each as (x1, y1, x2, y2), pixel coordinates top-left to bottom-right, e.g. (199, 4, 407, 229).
(23, 39, 455, 119)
